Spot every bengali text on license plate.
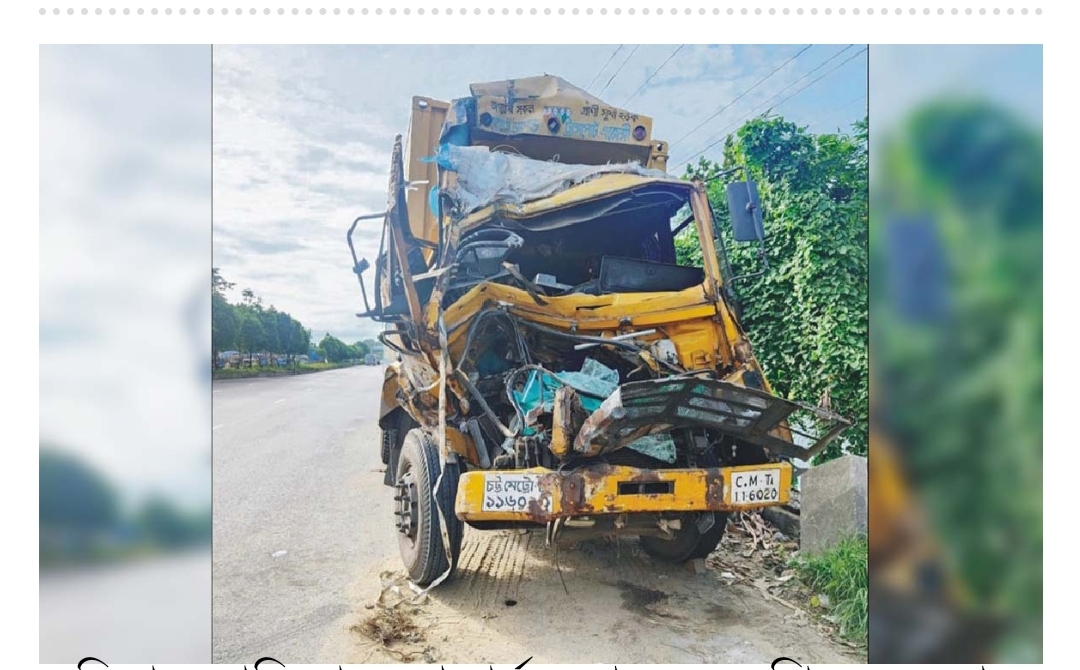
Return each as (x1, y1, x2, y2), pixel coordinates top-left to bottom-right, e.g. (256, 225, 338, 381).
(482, 474, 549, 513)
(729, 468, 781, 506)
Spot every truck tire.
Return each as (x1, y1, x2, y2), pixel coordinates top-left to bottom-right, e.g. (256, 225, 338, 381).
(393, 429, 463, 587)
(688, 512, 729, 559)
(640, 452, 729, 562)
(639, 518, 701, 563)
(688, 451, 728, 559)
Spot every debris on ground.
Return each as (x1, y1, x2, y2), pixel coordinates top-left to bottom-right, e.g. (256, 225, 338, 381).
(706, 511, 864, 650)
(354, 607, 424, 646)
(352, 570, 436, 662)
(375, 569, 428, 607)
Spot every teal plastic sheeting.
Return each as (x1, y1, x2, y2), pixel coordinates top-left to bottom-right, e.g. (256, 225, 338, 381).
(511, 359, 676, 462)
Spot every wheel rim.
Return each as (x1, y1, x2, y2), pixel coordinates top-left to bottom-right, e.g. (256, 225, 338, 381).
(394, 463, 419, 545)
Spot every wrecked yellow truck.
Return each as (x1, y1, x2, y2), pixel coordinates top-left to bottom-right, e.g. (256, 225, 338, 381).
(348, 76, 850, 586)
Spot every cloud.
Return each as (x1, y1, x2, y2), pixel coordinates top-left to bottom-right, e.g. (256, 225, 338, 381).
(40, 46, 212, 506)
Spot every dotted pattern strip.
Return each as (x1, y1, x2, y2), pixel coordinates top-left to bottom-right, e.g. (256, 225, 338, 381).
(39, 7, 1045, 17)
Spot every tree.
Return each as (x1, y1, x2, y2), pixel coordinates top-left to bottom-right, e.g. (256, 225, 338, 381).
(212, 272, 316, 371)
(681, 114, 868, 460)
(240, 287, 262, 309)
(274, 310, 298, 364)
(40, 448, 119, 531)
(318, 333, 350, 363)
(212, 291, 237, 367)
(135, 497, 209, 548)
(212, 269, 238, 368)
(260, 306, 282, 358)
(237, 309, 266, 366)
(212, 267, 235, 295)
(352, 340, 370, 358)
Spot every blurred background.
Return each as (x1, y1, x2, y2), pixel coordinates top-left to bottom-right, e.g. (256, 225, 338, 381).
(39, 46, 211, 662)
(869, 45, 1042, 662)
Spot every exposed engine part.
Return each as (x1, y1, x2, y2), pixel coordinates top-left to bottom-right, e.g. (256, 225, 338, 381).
(463, 419, 491, 469)
(650, 339, 680, 367)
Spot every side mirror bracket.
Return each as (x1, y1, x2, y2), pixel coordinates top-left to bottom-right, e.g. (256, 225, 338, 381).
(348, 212, 385, 317)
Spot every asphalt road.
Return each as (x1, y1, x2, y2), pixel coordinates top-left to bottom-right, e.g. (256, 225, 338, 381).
(213, 365, 858, 664)
(212, 365, 392, 663)
(41, 551, 211, 663)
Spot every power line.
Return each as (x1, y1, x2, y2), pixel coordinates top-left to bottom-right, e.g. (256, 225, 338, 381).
(803, 94, 867, 130)
(669, 44, 814, 150)
(673, 45, 856, 167)
(621, 45, 685, 107)
(675, 47, 866, 171)
(597, 45, 640, 97)
(673, 46, 867, 171)
(586, 45, 623, 93)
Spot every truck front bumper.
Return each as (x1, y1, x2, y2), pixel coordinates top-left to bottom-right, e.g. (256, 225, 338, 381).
(454, 461, 792, 524)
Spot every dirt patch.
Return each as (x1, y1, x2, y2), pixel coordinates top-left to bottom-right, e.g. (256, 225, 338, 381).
(326, 525, 865, 664)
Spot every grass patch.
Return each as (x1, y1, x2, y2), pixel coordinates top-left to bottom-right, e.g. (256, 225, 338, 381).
(212, 362, 359, 380)
(793, 535, 868, 644)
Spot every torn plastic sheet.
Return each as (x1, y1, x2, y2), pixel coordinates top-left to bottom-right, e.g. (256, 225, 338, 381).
(511, 358, 676, 462)
(430, 144, 665, 216)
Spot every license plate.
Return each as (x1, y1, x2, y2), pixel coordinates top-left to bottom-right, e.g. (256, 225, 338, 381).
(729, 468, 781, 506)
(482, 473, 546, 512)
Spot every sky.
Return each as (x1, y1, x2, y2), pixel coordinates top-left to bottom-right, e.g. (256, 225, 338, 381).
(212, 44, 869, 344)
(869, 44, 1042, 133)
(41, 46, 211, 509)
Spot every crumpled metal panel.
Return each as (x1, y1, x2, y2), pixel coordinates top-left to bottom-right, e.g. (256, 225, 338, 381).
(573, 376, 851, 462)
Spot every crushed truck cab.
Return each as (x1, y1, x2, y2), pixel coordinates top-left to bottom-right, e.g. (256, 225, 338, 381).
(348, 75, 850, 586)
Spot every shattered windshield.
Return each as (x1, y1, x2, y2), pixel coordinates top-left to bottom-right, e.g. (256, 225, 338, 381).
(447, 184, 705, 301)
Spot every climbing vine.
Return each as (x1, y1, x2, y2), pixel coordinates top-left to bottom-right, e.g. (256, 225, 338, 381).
(678, 116, 869, 461)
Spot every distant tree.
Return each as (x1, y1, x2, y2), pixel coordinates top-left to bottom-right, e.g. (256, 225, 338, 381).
(260, 306, 281, 357)
(212, 267, 235, 295)
(240, 287, 262, 310)
(40, 448, 119, 531)
(211, 273, 320, 372)
(237, 310, 266, 366)
(135, 497, 208, 548)
(212, 270, 238, 368)
(212, 291, 237, 367)
(298, 326, 312, 361)
(318, 333, 350, 363)
(274, 311, 297, 364)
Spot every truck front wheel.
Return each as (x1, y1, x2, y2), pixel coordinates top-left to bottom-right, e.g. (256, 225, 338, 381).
(393, 429, 463, 587)
(639, 517, 702, 563)
(688, 511, 729, 559)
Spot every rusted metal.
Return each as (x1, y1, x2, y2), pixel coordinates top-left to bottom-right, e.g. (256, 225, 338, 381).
(455, 462, 786, 524)
(443, 426, 479, 464)
(550, 385, 587, 459)
(705, 469, 725, 508)
(386, 136, 424, 327)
